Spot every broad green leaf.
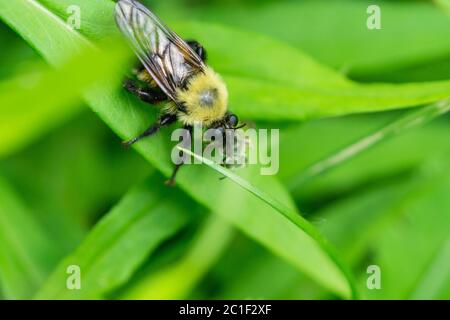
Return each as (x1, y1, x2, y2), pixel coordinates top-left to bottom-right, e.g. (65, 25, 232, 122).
(171, 0, 450, 80)
(36, 174, 194, 299)
(1, 0, 356, 297)
(28, 0, 450, 121)
(221, 76, 450, 120)
(0, 175, 61, 299)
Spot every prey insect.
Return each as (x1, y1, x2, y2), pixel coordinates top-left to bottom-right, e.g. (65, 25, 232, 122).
(115, 0, 242, 186)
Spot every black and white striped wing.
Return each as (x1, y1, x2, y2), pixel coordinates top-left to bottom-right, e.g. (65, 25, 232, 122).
(115, 0, 205, 100)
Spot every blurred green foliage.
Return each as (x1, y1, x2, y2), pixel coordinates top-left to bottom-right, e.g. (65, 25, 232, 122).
(0, 0, 449, 300)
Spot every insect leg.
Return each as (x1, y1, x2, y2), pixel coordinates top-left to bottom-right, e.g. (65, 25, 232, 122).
(185, 40, 207, 62)
(122, 113, 177, 147)
(123, 78, 167, 104)
(165, 125, 193, 186)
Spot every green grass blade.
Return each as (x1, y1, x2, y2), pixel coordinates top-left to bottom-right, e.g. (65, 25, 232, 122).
(279, 115, 450, 203)
(0, 175, 61, 299)
(289, 98, 450, 189)
(178, 147, 358, 299)
(35, 174, 193, 299)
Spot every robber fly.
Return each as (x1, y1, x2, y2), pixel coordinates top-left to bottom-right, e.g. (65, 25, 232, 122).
(115, 0, 242, 185)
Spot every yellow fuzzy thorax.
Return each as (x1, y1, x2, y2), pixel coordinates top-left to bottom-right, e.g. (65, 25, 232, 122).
(175, 67, 228, 126)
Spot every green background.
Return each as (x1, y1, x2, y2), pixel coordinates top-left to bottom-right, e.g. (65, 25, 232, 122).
(0, 0, 449, 300)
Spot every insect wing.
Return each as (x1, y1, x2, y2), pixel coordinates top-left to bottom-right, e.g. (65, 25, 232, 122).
(115, 0, 204, 100)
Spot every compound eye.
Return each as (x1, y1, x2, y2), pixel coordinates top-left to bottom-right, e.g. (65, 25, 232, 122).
(228, 114, 238, 127)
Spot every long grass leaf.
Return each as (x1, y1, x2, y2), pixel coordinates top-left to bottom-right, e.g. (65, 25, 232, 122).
(35, 174, 193, 299)
(289, 98, 450, 189)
